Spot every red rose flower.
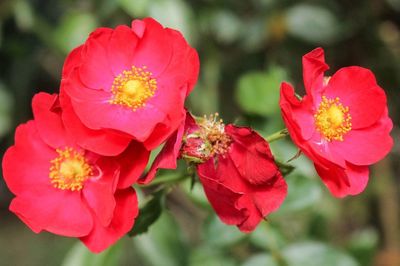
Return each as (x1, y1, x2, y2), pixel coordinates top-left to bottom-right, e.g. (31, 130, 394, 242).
(60, 18, 199, 155)
(2, 93, 142, 253)
(142, 113, 287, 232)
(280, 47, 393, 197)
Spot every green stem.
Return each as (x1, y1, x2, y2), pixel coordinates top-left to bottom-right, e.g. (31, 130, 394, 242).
(138, 173, 188, 187)
(266, 129, 289, 143)
(263, 221, 289, 266)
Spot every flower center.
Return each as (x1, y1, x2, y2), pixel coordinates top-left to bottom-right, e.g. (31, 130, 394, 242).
(199, 113, 232, 156)
(49, 147, 93, 191)
(181, 114, 232, 163)
(314, 96, 352, 141)
(110, 66, 157, 110)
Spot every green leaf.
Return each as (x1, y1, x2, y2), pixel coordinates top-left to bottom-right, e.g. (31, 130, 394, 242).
(148, 0, 195, 44)
(283, 241, 359, 266)
(235, 66, 287, 116)
(204, 215, 246, 247)
(189, 245, 236, 266)
(209, 10, 242, 44)
(386, 0, 400, 11)
(132, 212, 188, 266)
(241, 254, 278, 266)
(53, 12, 98, 54)
(286, 4, 340, 44)
(249, 223, 286, 250)
(347, 228, 378, 266)
(0, 82, 13, 137)
(61, 241, 122, 266)
(118, 0, 150, 17)
(129, 189, 165, 236)
(13, 0, 34, 30)
(275, 160, 295, 176)
(277, 175, 322, 214)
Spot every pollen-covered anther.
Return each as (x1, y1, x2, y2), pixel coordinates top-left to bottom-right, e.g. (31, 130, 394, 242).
(49, 147, 93, 191)
(200, 113, 232, 156)
(314, 96, 352, 141)
(109, 65, 157, 111)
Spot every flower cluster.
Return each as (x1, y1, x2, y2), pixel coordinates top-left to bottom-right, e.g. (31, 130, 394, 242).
(1, 18, 393, 253)
(2, 18, 199, 252)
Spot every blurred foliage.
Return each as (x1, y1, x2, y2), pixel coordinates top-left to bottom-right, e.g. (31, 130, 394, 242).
(0, 0, 399, 265)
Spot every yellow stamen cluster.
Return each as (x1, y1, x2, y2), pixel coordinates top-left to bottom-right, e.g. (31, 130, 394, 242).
(314, 96, 352, 141)
(49, 147, 93, 191)
(110, 66, 157, 110)
(199, 113, 232, 156)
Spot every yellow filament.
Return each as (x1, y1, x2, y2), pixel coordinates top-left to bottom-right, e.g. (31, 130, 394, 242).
(314, 96, 352, 141)
(49, 147, 93, 191)
(109, 66, 157, 110)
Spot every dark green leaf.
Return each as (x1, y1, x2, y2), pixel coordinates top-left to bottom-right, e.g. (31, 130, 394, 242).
(132, 212, 188, 266)
(129, 190, 165, 237)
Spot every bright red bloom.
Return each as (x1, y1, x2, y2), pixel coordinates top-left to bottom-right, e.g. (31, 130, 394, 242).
(280, 47, 393, 197)
(2, 93, 142, 253)
(142, 113, 287, 232)
(61, 18, 199, 155)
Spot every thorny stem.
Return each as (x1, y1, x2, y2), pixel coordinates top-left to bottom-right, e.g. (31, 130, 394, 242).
(266, 128, 289, 143)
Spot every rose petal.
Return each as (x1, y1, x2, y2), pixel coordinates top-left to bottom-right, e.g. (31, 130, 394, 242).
(330, 112, 393, 165)
(10, 190, 93, 237)
(83, 157, 119, 227)
(324, 66, 386, 129)
(315, 162, 369, 198)
(60, 90, 132, 156)
(32, 93, 70, 148)
(302, 47, 329, 97)
(107, 25, 138, 76)
(116, 141, 150, 188)
(197, 160, 247, 226)
(80, 188, 138, 253)
(226, 125, 278, 185)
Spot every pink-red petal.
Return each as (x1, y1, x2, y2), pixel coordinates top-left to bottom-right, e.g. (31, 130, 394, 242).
(79, 35, 114, 91)
(280, 82, 315, 140)
(315, 162, 369, 198)
(302, 47, 329, 97)
(83, 157, 119, 227)
(131, 18, 173, 76)
(60, 90, 132, 156)
(80, 188, 138, 253)
(324, 66, 386, 129)
(115, 141, 150, 188)
(10, 190, 93, 237)
(226, 125, 278, 185)
(139, 120, 185, 184)
(32, 93, 70, 148)
(197, 160, 247, 226)
(330, 113, 393, 165)
(2, 121, 59, 195)
(107, 25, 138, 76)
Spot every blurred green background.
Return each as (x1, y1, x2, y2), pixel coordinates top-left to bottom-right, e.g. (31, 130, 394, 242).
(0, 0, 399, 265)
